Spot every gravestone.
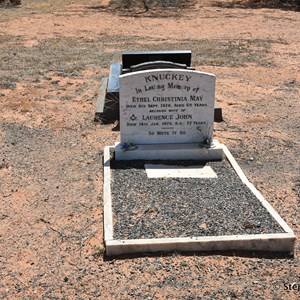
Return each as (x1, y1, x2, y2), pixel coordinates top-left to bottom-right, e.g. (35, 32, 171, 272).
(122, 50, 192, 69)
(95, 50, 223, 124)
(115, 69, 223, 160)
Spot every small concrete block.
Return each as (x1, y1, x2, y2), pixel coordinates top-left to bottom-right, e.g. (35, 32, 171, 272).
(144, 164, 217, 178)
(115, 140, 224, 161)
(214, 101, 223, 122)
(95, 77, 108, 114)
(107, 63, 121, 93)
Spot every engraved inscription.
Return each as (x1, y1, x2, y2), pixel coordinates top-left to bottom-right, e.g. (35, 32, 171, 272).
(120, 70, 215, 144)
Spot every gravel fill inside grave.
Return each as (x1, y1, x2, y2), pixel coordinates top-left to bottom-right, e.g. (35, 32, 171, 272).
(111, 158, 285, 240)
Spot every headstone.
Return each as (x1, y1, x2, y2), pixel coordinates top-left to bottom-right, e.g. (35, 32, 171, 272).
(120, 69, 215, 144)
(95, 51, 223, 124)
(122, 50, 192, 69)
(115, 69, 223, 160)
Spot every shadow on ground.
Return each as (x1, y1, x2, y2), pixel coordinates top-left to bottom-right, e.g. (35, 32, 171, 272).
(104, 250, 295, 261)
(213, 0, 300, 11)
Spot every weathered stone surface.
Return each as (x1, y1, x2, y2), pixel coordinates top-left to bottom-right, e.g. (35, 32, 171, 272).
(119, 69, 216, 145)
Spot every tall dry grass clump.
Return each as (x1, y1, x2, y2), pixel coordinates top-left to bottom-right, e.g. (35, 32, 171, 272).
(109, 0, 194, 10)
(0, 0, 21, 5)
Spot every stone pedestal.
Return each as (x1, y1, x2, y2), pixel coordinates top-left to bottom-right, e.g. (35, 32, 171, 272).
(115, 140, 223, 161)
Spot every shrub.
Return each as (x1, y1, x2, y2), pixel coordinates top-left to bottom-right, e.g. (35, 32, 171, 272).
(110, 0, 192, 10)
(11, 0, 21, 5)
(0, 0, 21, 5)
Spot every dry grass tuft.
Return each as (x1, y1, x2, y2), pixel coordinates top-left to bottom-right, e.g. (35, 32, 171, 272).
(0, 0, 21, 6)
(109, 0, 196, 10)
(212, 0, 299, 10)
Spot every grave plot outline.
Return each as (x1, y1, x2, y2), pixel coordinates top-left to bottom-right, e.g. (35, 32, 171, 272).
(102, 64, 295, 256)
(103, 145, 295, 256)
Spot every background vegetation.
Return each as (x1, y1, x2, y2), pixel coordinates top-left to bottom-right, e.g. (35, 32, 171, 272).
(0, 0, 21, 5)
(109, 0, 195, 10)
(109, 0, 299, 10)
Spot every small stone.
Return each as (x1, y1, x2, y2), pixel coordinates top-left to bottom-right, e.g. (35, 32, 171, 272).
(199, 223, 207, 230)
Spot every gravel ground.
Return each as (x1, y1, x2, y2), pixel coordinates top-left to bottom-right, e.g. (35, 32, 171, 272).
(111, 159, 284, 240)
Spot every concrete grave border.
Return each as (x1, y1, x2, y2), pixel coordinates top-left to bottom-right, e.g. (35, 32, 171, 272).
(103, 146, 295, 256)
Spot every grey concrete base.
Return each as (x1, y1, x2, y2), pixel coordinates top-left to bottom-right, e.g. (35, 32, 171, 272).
(103, 145, 296, 256)
(115, 140, 224, 161)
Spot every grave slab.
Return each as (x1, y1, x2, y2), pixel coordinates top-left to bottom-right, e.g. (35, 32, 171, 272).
(103, 146, 295, 256)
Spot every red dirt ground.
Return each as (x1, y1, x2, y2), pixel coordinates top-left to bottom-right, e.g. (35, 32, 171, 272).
(0, 0, 299, 299)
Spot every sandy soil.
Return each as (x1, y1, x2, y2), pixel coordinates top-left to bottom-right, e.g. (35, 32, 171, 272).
(0, 0, 299, 299)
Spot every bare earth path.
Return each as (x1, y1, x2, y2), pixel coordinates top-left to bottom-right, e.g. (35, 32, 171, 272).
(0, 0, 299, 299)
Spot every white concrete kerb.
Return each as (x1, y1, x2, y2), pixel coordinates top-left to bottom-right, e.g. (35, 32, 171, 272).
(103, 145, 295, 256)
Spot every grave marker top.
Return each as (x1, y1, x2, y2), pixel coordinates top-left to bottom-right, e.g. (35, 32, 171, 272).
(119, 69, 215, 145)
(122, 50, 192, 69)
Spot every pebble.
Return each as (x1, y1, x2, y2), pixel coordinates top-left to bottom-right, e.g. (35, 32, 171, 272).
(111, 159, 284, 240)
